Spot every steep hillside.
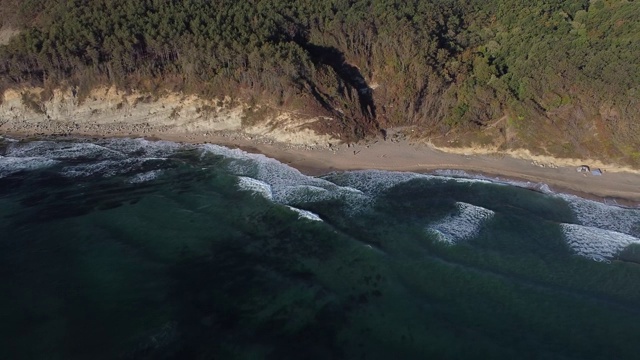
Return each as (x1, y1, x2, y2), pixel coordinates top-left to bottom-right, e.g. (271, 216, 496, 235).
(0, 0, 638, 164)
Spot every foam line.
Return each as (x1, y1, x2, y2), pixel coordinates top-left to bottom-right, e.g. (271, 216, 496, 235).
(285, 205, 323, 222)
(433, 169, 553, 193)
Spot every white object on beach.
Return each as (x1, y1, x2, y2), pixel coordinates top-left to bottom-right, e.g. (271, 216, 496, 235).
(576, 165, 590, 173)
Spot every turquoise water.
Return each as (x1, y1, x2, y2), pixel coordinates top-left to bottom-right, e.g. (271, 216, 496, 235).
(1, 137, 640, 359)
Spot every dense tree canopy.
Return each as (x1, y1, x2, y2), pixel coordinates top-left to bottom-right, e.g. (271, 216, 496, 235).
(0, 0, 639, 159)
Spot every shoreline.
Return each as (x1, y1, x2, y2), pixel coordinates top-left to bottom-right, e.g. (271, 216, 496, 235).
(3, 130, 640, 207)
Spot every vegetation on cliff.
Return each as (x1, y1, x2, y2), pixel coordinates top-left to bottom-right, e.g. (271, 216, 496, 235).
(0, 0, 639, 161)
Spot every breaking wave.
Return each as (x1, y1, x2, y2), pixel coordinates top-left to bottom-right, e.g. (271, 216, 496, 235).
(559, 194, 640, 237)
(1, 138, 175, 180)
(322, 170, 428, 196)
(561, 223, 640, 260)
(60, 157, 167, 178)
(203, 144, 368, 210)
(4, 136, 640, 266)
(285, 206, 323, 222)
(237, 176, 273, 200)
(427, 202, 495, 244)
(0, 156, 59, 178)
(4, 140, 125, 160)
(431, 169, 640, 260)
(433, 169, 554, 193)
(128, 170, 163, 184)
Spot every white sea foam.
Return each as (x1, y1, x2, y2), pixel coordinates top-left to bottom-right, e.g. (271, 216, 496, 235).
(427, 202, 495, 244)
(561, 223, 640, 260)
(433, 169, 554, 193)
(237, 176, 273, 200)
(557, 194, 640, 237)
(0, 156, 59, 177)
(9, 138, 640, 266)
(6, 141, 125, 160)
(99, 138, 182, 158)
(431, 170, 640, 258)
(275, 184, 326, 202)
(128, 170, 163, 184)
(60, 158, 148, 178)
(435, 169, 640, 238)
(2, 139, 175, 179)
(431, 169, 499, 186)
(202, 144, 368, 210)
(285, 205, 323, 222)
(323, 170, 429, 196)
(202, 144, 330, 199)
(0, 136, 18, 142)
(321, 170, 514, 216)
(325, 169, 512, 199)
(432, 169, 470, 178)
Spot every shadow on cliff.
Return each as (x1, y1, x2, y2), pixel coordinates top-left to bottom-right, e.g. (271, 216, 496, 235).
(303, 44, 376, 119)
(296, 42, 383, 139)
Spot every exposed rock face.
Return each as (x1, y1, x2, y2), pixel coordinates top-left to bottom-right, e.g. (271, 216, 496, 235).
(0, 87, 336, 146)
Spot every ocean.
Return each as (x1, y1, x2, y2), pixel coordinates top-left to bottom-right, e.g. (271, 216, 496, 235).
(1, 137, 640, 359)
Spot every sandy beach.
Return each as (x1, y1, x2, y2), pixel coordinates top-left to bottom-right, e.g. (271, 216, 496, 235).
(2, 87, 639, 206)
(188, 132, 640, 206)
(15, 128, 635, 206)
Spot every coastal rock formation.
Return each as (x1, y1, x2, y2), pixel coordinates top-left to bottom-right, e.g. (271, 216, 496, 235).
(0, 87, 336, 147)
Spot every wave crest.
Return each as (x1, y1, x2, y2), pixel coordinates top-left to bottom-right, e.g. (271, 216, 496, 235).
(237, 176, 273, 200)
(427, 202, 495, 244)
(0, 156, 59, 178)
(285, 206, 323, 222)
(561, 223, 640, 260)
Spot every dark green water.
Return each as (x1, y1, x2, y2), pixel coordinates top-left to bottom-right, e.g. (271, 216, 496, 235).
(1, 137, 640, 359)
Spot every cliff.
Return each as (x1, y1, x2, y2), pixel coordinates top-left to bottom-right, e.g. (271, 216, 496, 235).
(0, 87, 336, 147)
(0, 0, 639, 166)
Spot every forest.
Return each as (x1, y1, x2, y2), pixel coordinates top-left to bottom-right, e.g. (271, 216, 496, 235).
(0, 0, 639, 160)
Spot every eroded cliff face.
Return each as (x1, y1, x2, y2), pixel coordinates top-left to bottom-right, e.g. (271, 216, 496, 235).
(1, 86, 639, 169)
(0, 87, 337, 146)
